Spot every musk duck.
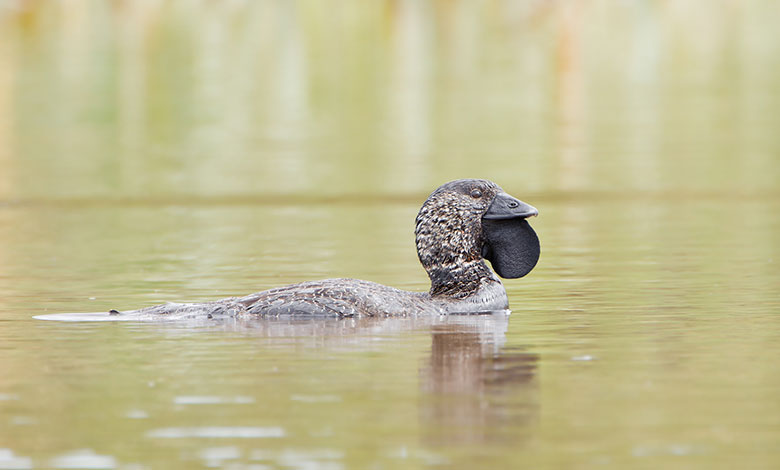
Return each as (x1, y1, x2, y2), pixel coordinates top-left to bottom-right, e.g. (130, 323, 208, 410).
(109, 179, 540, 319)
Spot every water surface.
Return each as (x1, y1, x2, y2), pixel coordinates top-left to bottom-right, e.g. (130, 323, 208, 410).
(1, 2, 779, 469)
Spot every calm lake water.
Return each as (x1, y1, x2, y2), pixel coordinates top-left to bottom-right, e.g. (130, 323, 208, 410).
(1, 1, 779, 469)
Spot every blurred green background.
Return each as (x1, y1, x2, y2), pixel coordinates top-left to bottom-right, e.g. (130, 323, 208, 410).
(0, 1, 778, 469)
(1, 0, 777, 200)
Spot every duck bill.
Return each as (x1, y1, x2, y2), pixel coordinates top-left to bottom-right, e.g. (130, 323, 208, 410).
(482, 192, 538, 220)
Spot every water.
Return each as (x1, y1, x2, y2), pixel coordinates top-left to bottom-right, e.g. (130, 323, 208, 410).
(1, 1, 779, 469)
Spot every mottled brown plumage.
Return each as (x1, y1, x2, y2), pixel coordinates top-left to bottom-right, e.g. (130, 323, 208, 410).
(415, 179, 502, 298)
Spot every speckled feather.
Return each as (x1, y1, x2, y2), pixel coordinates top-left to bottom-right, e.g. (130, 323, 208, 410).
(415, 179, 502, 298)
(115, 179, 524, 319)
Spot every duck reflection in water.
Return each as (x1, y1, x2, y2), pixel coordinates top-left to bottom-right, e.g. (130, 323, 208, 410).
(167, 311, 539, 446)
(420, 314, 539, 446)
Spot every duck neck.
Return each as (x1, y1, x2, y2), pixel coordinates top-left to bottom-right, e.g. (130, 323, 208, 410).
(424, 258, 498, 298)
(415, 212, 498, 298)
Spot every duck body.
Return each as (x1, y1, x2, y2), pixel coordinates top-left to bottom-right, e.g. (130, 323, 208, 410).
(129, 276, 509, 319)
(113, 179, 540, 319)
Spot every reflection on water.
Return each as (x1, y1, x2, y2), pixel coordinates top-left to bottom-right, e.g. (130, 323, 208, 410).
(421, 318, 538, 446)
(2, 313, 536, 469)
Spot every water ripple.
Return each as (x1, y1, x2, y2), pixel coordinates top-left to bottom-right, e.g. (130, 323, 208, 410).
(147, 427, 285, 439)
(174, 395, 255, 405)
(49, 449, 116, 469)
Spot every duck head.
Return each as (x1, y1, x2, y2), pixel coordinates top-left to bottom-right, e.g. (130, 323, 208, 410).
(415, 179, 540, 297)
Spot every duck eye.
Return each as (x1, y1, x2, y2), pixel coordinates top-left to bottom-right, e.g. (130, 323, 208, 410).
(470, 189, 482, 199)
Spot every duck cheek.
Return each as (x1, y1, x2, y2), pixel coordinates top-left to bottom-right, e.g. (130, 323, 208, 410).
(481, 218, 540, 279)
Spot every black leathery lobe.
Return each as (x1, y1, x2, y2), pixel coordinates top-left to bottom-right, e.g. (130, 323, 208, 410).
(481, 218, 540, 279)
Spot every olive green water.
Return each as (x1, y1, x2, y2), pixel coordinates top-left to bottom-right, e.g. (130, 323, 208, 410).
(1, 2, 779, 469)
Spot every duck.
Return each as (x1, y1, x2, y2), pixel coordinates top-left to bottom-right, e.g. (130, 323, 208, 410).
(109, 179, 540, 319)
